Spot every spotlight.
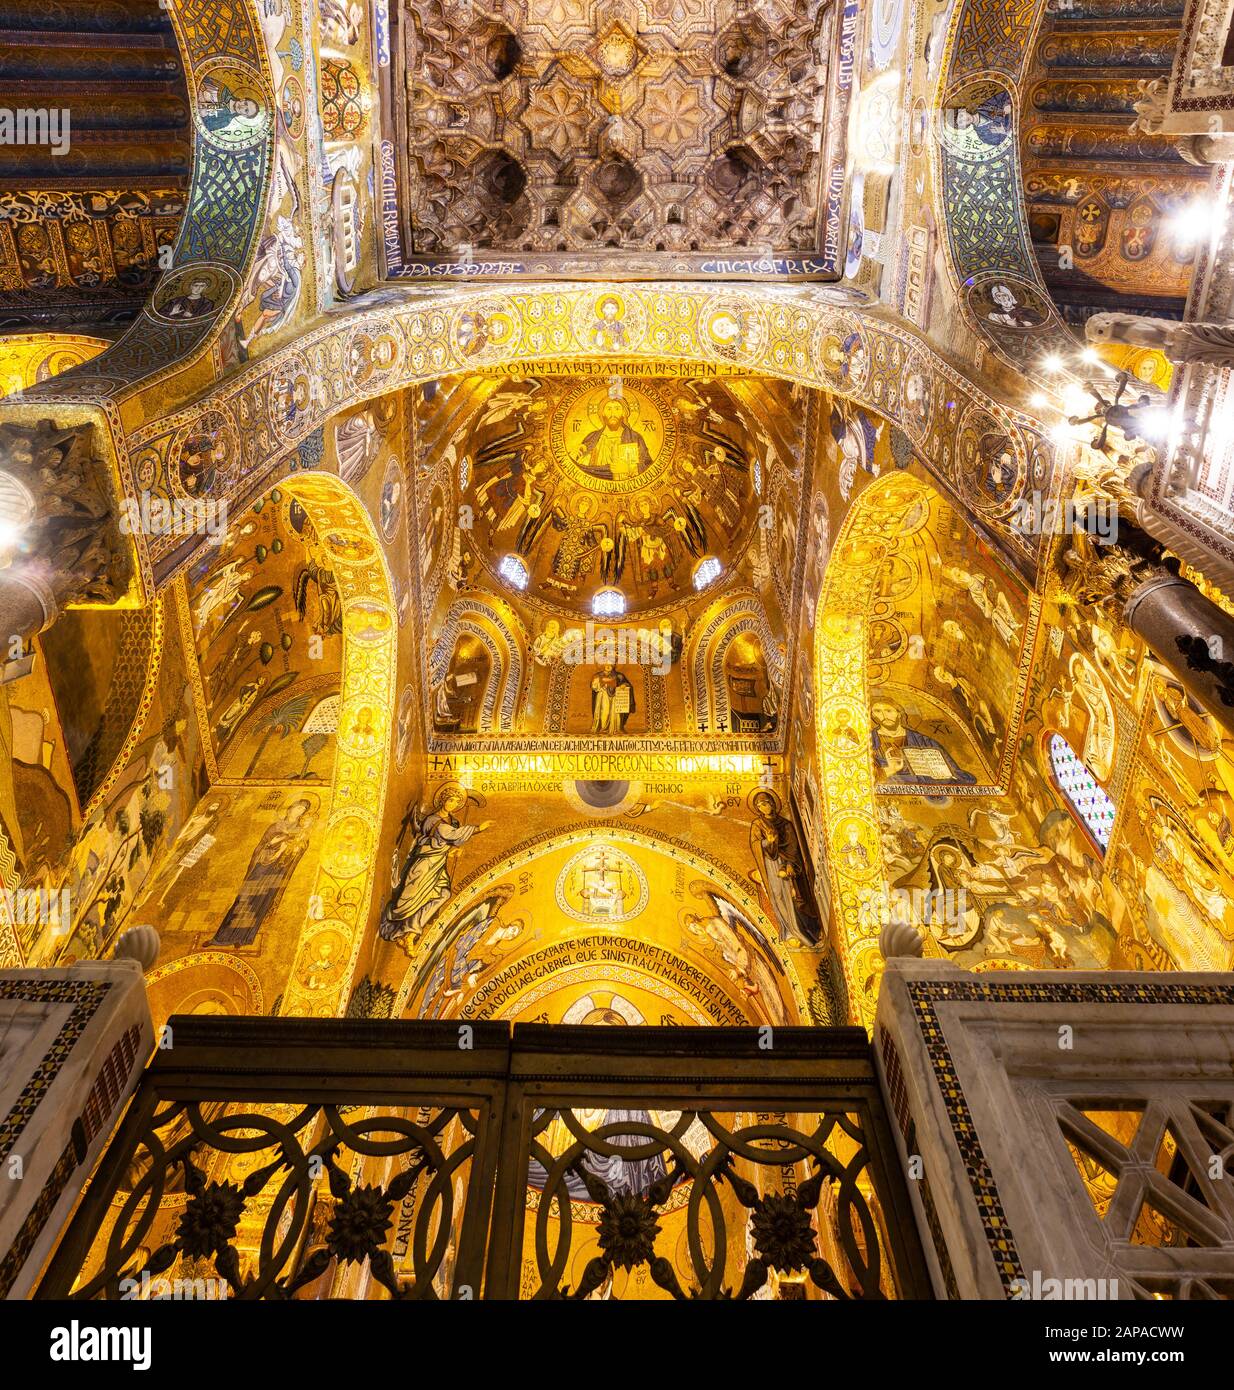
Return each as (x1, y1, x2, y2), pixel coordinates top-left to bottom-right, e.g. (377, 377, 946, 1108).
(1043, 354, 1064, 373)
(1169, 200, 1226, 249)
(1138, 406, 1173, 442)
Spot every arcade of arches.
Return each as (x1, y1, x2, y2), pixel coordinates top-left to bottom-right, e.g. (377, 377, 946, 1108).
(3, 0, 1234, 1306)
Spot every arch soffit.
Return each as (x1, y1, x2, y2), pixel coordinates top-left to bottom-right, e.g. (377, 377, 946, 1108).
(48, 283, 1055, 599)
(932, 0, 1080, 378)
(432, 595, 527, 734)
(249, 471, 398, 1019)
(814, 472, 937, 1031)
(19, 0, 278, 414)
(686, 590, 781, 733)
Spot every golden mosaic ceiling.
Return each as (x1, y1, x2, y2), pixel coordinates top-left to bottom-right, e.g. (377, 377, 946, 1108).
(434, 369, 797, 617)
(394, 0, 835, 255)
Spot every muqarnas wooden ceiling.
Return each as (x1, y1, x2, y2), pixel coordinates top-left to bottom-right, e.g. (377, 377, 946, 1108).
(390, 0, 840, 260)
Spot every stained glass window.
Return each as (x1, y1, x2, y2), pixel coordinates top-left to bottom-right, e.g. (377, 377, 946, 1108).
(1048, 733, 1116, 851)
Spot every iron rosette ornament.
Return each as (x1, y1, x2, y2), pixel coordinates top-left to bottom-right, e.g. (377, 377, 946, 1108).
(530, 1108, 890, 1299)
(67, 1100, 480, 1300)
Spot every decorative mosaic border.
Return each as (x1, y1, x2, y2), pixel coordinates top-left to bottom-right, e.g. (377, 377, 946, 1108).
(934, 0, 1078, 381)
(0, 1022, 142, 1297)
(425, 736, 782, 757)
(389, 254, 846, 282)
(427, 596, 528, 739)
(879, 1021, 962, 1299)
(77, 282, 1056, 609)
(904, 976, 1234, 1296)
(0, 977, 111, 1163)
(274, 475, 398, 1021)
(816, 474, 930, 1023)
(1168, 0, 1234, 113)
(0, 1140, 78, 1298)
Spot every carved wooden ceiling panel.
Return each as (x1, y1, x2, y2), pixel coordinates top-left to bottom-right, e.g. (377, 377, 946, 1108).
(393, 0, 835, 258)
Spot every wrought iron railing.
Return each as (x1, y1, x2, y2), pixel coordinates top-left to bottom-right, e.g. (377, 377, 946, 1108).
(37, 1019, 930, 1301)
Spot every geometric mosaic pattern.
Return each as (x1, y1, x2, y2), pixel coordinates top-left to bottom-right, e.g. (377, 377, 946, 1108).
(0, 977, 113, 1297)
(937, 0, 1077, 378)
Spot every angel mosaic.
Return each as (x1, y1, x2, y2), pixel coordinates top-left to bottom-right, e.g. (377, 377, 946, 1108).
(684, 881, 791, 1024)
(415, 883, 528, 1019)
(379, 784, 492, 950)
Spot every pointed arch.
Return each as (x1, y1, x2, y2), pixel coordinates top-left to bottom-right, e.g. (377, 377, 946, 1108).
(431, 595, 527, 733)
(265, 472, 398, 1019)
(51, 281, 1055, 608)
(390, 822, 809, 1026)
(814, 473, 934, 1030)
(686, 589, 781, 735)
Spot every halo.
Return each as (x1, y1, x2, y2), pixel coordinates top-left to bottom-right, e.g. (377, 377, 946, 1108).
(746, 786, 781, 816)
(550, 379, 677, 495)
(589, 393, 630, 425)
(679, 903, 707, 931)
(432, 782, 486, 811)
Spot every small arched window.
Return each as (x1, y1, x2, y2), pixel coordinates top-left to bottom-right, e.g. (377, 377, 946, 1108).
(693, 555, 723, 590)
(1048, 733, 1116, 851)
(498, 553, 528, 590)
(591, 586, 626, 618)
